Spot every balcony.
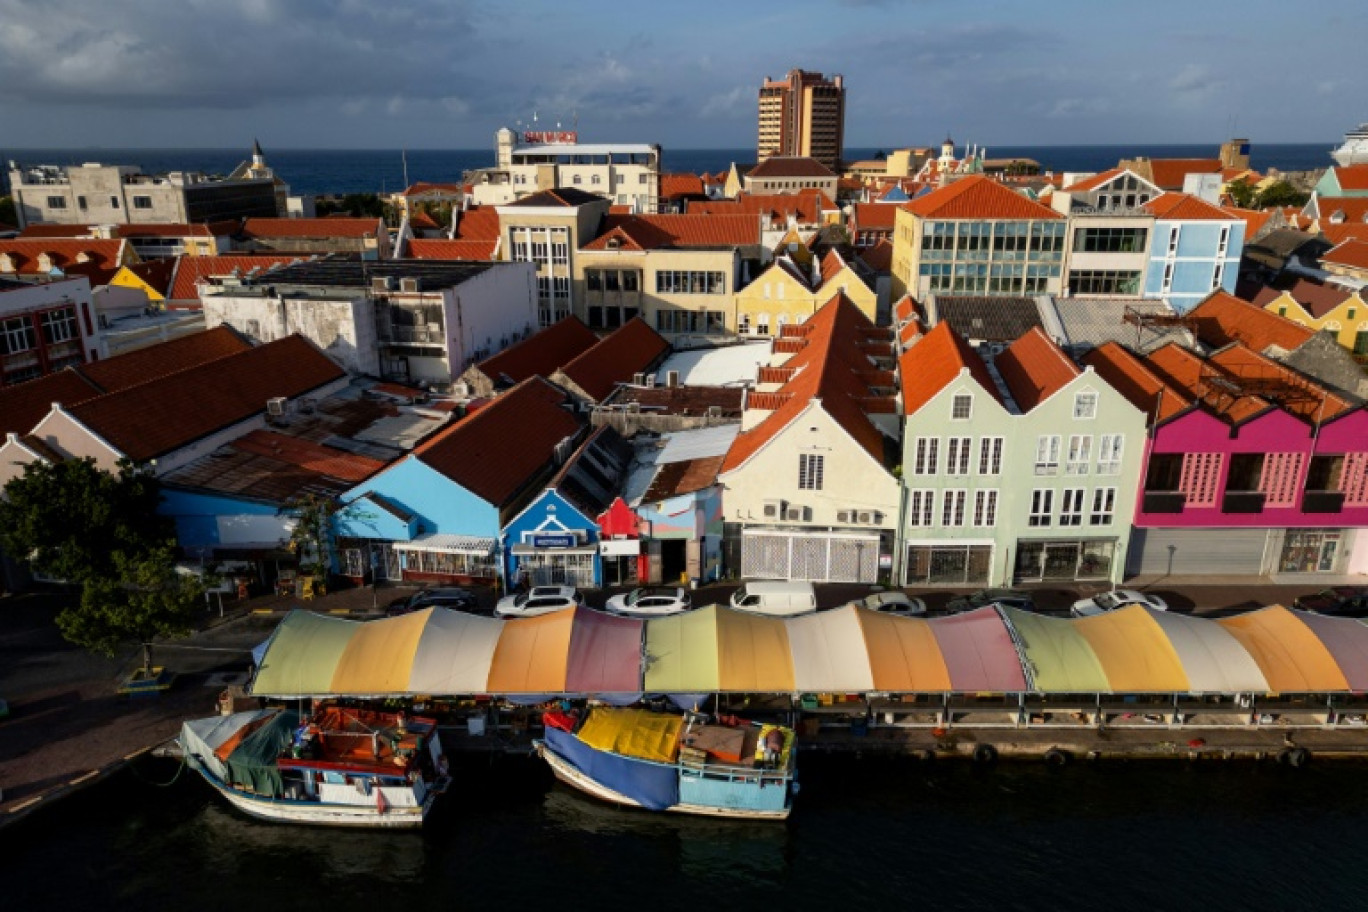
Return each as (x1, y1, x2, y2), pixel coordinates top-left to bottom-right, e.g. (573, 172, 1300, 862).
(1222, 491, 1266, 514)
(1142, 491, 1187, 514)
(1302, 491, 1346, 514)
(380, 325, 445, 345)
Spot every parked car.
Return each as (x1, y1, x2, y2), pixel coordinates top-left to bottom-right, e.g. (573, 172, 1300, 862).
(1070, 589, 1168, 618)
(604, 586, 692, 618)
(729, 581, 818, 617)
(855, 591, 927, 617)
(944, 588, 1036, 614)
(494, 585, 584, 618)
(385, 587, 479, 616)
(1293, 587, 1368, 617)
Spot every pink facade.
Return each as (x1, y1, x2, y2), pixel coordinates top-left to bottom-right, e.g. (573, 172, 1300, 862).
(1136, 405, 1368, 528)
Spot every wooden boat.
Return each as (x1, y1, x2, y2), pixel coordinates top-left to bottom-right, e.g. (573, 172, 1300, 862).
(536, 706, 796, 820)
(179, 705, 448, 828)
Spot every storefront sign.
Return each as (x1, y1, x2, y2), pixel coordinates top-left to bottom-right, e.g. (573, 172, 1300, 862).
(600, 539, 641, 556)
(531, 533, 577, 549)
(879, 553, 893, 569)
(522, 130, 577, 145)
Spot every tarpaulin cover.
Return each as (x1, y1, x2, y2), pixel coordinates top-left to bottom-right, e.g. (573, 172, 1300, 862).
(251, 611, 358, 695)
(1297, 612, 1368, 693)
(330, 607, 429, 694)
(487, 610, 574, 694)
(928, 607, 1028, 692)
(565, 608, 644, 694)
(577, 707, 682, 762)
(1072, 606, 1189, 693)
(407, 609, 503, 694)
(715, 606, 795, 692)
(788, 606, 875, 692)
(856, 610, 950, 692)
(1218, 606, 1349, 693)
(224, 709, 300, 798)
(1004, 608, 1111, 693)
(1143, 608, 1270, 693)
(644, 607, 721, 693)
(180, 709, 274, 783)
(543, 724, 679, 811)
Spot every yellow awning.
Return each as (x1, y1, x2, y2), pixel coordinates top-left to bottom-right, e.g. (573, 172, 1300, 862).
(487, 610, 574, 693)
(857, 611, 952, 692)
(716, 607, 795, 692)
(1217, 605, 1349, 692)
(329, 607, 430, 694)
(577, 707, 682, 762)
(644, 606, 721, 692)
(1073, 605, 1190, 693)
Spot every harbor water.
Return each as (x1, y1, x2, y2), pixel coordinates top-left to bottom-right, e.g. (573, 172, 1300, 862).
(4, 752, 1368, 910)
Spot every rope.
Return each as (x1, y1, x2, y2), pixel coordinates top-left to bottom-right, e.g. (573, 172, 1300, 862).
(129, 755, 187, 787)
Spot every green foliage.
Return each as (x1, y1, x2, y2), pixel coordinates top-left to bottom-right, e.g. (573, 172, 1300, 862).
(282, 492, 340, 581)
(0, 195, 16, 227)
(1255, 180, 1309, 209)
(315, 193, 384, 218)
(1225, 181, 1257, 209)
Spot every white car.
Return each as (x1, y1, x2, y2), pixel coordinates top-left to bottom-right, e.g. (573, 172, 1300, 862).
(856, 591, 927, 617)
(604, 586, 692, 618)
(1070, 589, 1168, 618)
(494, 585, 583, 618)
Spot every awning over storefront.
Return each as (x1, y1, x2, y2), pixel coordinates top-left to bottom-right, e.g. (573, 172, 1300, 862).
(393, 534, 496, 555)
(510, 544, 599, 555)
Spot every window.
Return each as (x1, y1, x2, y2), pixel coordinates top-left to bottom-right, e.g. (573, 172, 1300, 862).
(973, 490, 998, 527)
(1073, 391, 1098, 419)
(1096, 434, 1124, 475)
(552, 241, 569, 264)
(1090, 488, 1116, 525)
(655, 271, 725, 295)
(46, 195, 67, 209)
(622, 271, 639, 292)
(941, 490, 967, 527)
(40, 307, 77, 344)
(978, 437, 1003, 475)
(1028, 489, 1053, 527)
(1162, 261, 1174, 293)
(1060, 488, 1085, 526)
(586, 270, 602, 292)
(77, 196, 87, 211)
(573, 175, 582, 185)
(946, 437, 971, 475)
(1, 316, 36, 355)
(1227, 453, 1265, 492)
(907, 489, 935, 526)
(1179, 452, 1224, 507)
(951, 393, 973, 420)
(755, 313, 770, 335)
(110, 196, 120, 209)
(536, 276, 552, 300)
(1034, 435, 1060, 475)
(1065, 435, 1092, 475)
(1072, 227, 1148, 253)
(1166, 228, 1179, 256)
(1068, 269, 1143, 296)
(531, 240, 549, 262)
(553, 276, 570, 300)
(798, 453, 824, 490)
(1259, 452, 1305, 507)
(913, 437, 940, 475)
(592, 175, 601, 185)
(133, 195, 153, 210)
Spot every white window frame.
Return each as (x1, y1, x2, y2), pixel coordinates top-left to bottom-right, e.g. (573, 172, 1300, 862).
(1060, 488, 1085, 527)
(907, 489, 935, 526)
(1073, 391, 1098, 420)
(941, 489, 967, 527)
(978, 437, 1003, 475)
(1065, 434, 1092, 476)
(1096, 434, 1124, 475)
(1028, 489, 1053, 527)
(1034, 435, 1061, 475)
(973, 489, 998, 528)
(951, 393, 973, 421)
(1090, 487, 1116, 525)
(946, 436, 971, 475)
(914, 437, 939, 475)
(798, 453, 825, 491)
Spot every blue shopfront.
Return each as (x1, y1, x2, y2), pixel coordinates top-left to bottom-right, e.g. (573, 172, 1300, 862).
(503, 491, 601, 589)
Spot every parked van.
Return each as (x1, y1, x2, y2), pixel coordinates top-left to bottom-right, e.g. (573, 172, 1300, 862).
(729, 581, 818, 617)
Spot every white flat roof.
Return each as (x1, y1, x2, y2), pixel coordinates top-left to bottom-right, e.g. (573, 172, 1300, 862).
(514, 144, 657, 156)
(656, 341, 771, 387)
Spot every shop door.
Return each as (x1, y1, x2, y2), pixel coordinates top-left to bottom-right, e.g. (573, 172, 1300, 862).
(1043, 543, 1081, 580)
(370, 543, 401, 581)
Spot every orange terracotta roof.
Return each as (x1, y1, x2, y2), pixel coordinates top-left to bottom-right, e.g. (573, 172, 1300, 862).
(453, 206, 501, 240)
(582, 214, 759, 250)
(476, 316, 599, 385)
(901, 175, 1061, 220)
(0, 239, 126, 275)
(858, 238, 894, 273)
(1278, 278, 1356, 319)
(504, 188, 606, 208)
(1144, 192, 1236, 221)
(80, 326, 250, 392)
(688, 191, 831, 225)
(748, 157, 836, 178)
(409, 210, 441, 230)
(852, 203, 898, 230)
(1142, 343, 1272, 425)
(660, 173, 705, 198)
(723, 293, 893, 473)
(168, 255, 309, 301)
(1222, 206, 1272, 239)
(414, 376, 581, 505)
(1146, 158, 1222, 190)
(117, 222, 238, 238)
(401, 182, 463, 197)
(893, 294, 918, 324)
(1063, 167, 1127, 192)
(1187, 290, 1315, 353)
(18, 224, 96, 238)
(230, 429, 383, 482)
(67, 335, 344, 462)
(1320, 223, 1368, 245)
(1324, 239, 1368, 271)
(1081, 342, 1190, 424)
(1331, 165, 1368, 192)
(819, 250, 848, 286)
(0, 370, 103, 438)
(406, 238, 498, 260)
(558, 318, 669, 402)
(123, 259, 176, 296)
(1209, 343, 1355, 423)
(898, 321, 1003, 415)
(241, 218, 381, 239)
(993, 326, 1081, 412)
(1314, 197, 1368, 224)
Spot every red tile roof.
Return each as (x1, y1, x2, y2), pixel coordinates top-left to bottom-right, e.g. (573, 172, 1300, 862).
(898, 321, 1003, 415)
(1081, 342, 1191, 424)
(1222, 206, 1273, 239)
(406, 238, 498, 260)
(475, 316, 599, 386)
(1323, 239, 1368, 272)
(122, 259, 176, 296)
(1187, 290, 1315, 353)
(851, 203, 897, 230)
(1144, 343, 1272, 425)
(453, 206, 501, 240)
(1145, 158, 1222, 190)
(0, 239, 127, 275)
(414, 376, 581, 505)
(1314, 197, 1368, 224)
(229, 428, 383, 483)
(401, 182, 463, 197)
(1275, 278, 1356, 319)
(748, 157, 837, 178)
(503, 189, 606, 208)
(67, 334, 344, 461)
(858, 238, 894, 273)
(80, 326, 251, 392)
(1063, 167, 1128, 192)
(241, 218, 381, 239)
(724, 293, 894, 472)
(1330, 165, 1368, 192)
(1209, 343, 1355, 423)
(582, 214, 760, 250)
(557, 317, 670, 402)
(660, 173, 706, 198)
(894, 294, 918, 324)
(409, 210, 441, 230)
(1320, 223, 1368, 245)
(993, 326, 1081, 412)
(0, 370, 103, 438)
(688, 191, 832, 225)
(901, 176, 1061, 220)
(168, 255, 310, 301)
(117, 222, 239, 238)
(18, 224, 99, 238)
(1143, 192, 1236, 221)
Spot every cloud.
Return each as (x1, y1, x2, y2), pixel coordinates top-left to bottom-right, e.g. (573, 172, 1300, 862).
(700, 86, 750, 118)
(1168, 64, 1225, 100)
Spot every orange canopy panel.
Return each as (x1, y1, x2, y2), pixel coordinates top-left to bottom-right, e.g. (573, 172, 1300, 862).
(487, 610, 575, 693)
(1074, 605, 1190, 693)
(329, 607, 431, 694)
(714, 607, 795, 692)
(1217, 605, 1349, 692)
(857, 611, 951, 692)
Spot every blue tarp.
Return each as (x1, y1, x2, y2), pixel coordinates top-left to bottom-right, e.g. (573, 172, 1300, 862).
(544, 726, 679, 811)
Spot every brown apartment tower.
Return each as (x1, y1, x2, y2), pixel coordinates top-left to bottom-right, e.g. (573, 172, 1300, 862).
(757, 69, 846, 170)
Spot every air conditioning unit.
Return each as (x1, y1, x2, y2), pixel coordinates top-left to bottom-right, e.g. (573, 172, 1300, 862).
(706, 406, 721, 418)
(857, 511, 874, 524)
(371, 276, 392, 292)
(451, 381, 470, 398)
(266, 397, 287, 417)
(665, 370, 680, 388)
(784, 506, 806, 522)
(632, 372, 646, 385)
(762, 499, 785, 519)
(644, 373, 657, 388)
(400, 277, 420, 292)
(837, 510, 853, 524)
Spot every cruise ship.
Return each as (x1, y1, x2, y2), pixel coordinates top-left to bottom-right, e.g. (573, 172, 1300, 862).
(1332, 123, 1368, 166)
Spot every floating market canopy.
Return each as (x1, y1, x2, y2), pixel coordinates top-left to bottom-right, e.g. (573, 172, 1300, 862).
(249, 603, 1368, 699)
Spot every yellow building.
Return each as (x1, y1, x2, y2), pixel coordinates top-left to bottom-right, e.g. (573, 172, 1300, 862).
(733, 250, 878, 336)
(1255, 280, 1368, 357)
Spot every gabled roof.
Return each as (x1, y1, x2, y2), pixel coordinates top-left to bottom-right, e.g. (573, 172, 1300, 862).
(406, 238, 498, 260)
(400, 181, 463, 197)
(0, 370, 103, 438)
(503, 188, 605, 208)
(453, 206, 501, 240)
(1145, 158, 1223, 190)
(66, 334, 345, 462)
(414, 376, 581, 506)
(723, 293, 895, 473)
(851, 203, 898, 230)
(168, 255, 309, 301)
(993, 326, 1081, 413)
(1186, 290, 1315, 353)
(0, 239, 126, 274)
(1081, 342, 1191, 424)
(1314, 196, 1368, 224)
(898, 321, 1002, 415)
(748, 157, 837, 179)
(546, 425, 633, 518)
(1208, 343, 1355, 423)
(1329, 165, 1368, 192)
(1143, 342, 1274, 426)
(858, 238, 894, 273)
(122, 259, 176, 296)
(660, 173, 705, 198)
(581, 214, 760, 250)
(901, 175, 1061, 220)
(18, 224, 96, 239)
(1321, 222, 1368, 245)
(933, 295, 1044, 342)
(475, 315, 599, 387)
(688, 191, 832, 225)
(1261, 277, 1356, 319)
(409, 210, 441, 230)
(1221, 206, 1273, 239)
(241, 218, 380, 239)
(117, 222, 239, 239)
(1323, 239, 1368, 272)
(557, 318, 670, 402)
(1143, 192, 1237, 221)
(1063, 167, 1127, 192)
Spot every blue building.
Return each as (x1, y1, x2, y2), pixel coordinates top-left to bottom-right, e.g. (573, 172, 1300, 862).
(1142, 192, 1244, 314)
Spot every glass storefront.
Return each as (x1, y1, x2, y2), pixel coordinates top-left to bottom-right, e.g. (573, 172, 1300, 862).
(1015, 539, 1115, 581)
(905, 544, 993, 585)
(1279, 531, 1341, 573)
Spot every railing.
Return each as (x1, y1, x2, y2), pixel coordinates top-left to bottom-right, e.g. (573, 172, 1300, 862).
(1222, 491, 1266, 514)
(1142, 491, 1187, 513)
(381, 326, 444, 345)
(1303, 491, 1346, 514)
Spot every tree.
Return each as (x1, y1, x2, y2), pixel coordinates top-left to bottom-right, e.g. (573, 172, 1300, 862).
(1255, 181, 1309, 209)
(1225, 180, 1257, 209)
(281, 492, 341, 585)
(0, 458, 199, 674)
(0, 195, 16, 227)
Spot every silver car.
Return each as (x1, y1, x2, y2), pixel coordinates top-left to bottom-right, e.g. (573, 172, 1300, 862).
(494, 585, 584, 618)
(856, 591, 927, 617)
(1070, 589, 1168, 618)
(604, 586, 692, 618)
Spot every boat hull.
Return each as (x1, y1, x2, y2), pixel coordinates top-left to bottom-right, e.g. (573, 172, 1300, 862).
(538, 742, 791, 821)
(193, 766, 434, 829)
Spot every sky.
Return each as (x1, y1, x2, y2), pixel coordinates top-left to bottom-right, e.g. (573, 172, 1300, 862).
(0, 0, 1362, 150)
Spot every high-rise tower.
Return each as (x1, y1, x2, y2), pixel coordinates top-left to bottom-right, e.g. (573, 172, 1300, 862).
(757, 69, 845, 170)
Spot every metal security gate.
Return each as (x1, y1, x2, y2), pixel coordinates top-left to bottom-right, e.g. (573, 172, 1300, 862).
(370, 543, 401, 581)
(741, 530, 880, 582)
(1126, 529, 1269, 576)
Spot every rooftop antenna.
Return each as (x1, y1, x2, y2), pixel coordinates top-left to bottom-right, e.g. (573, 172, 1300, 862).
(402, 148, 410, 190)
